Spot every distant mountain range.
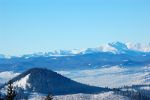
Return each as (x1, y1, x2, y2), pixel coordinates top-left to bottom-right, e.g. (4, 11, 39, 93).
(0, 68, 109, 98)
(0, 42, 150, 72)
(0, 42, 150, 58)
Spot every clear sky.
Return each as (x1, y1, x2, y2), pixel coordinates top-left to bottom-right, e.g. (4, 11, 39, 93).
(0, 0, 150, 55)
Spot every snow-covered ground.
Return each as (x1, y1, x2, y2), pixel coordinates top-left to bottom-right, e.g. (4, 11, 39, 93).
(29, 92, 130, 100)
(13, 74, 30, 89)
(0, 66, 149, 88)
(57, 66, 150, 88)
(140, 86, 150, 90)
(0, 71, 20, 84)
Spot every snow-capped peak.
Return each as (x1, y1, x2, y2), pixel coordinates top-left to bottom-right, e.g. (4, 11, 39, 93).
(126, 42, 150, 52)
(1, 42, 150, 59)
(109, 42, 128, 51)
(98, 44, 117, 53)
(22, 42, 150, 57)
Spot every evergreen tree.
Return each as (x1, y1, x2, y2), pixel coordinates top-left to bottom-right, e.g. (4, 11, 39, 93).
(45, 94, 53, 100)
(6, 81, 16, 100)
(0, 93, 4, 100)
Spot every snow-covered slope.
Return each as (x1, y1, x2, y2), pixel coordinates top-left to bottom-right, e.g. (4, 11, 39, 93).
(29, 92, 130, 100)
(13, 74, 30, 89)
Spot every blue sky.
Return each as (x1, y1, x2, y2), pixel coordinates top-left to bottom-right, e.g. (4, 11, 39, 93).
(0, 0, 150, 55)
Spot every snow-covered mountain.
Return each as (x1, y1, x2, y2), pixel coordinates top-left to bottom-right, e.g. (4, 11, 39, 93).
(126, 42, 150, 52)
(19, 42, 150, 57)
(1, 42, 150, 58)
(0, 42, 150, 72)
(0, 68, 108, 96)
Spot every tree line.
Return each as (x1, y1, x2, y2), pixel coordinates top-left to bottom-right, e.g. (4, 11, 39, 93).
(113, 86, 150, 100)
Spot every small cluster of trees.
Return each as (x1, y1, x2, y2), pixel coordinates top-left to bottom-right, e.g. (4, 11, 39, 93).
(0, 81, 53, 100)
(45, 94, 53, 100)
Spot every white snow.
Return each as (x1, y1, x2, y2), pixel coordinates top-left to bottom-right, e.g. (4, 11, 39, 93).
(57, 71, 71, 75)
(1, 42, 150, 58)
(140, 86, 150, 90)
(54, 92, 129, 100)
(98, 44, 117, 53)
(0, 71, 20, 84)
(126, 43, 150, 52)
(57, 66, 150, 88)
(29, 92, 129, 100)
(13, 74, 30, 89)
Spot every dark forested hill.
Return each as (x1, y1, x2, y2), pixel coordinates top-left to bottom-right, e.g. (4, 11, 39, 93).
(2, 68, 109, 96)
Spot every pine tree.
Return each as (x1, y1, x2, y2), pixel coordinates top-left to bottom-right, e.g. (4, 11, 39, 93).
(0, 93, 4, 100)
(6, 81, 16, 100)
(45, 94, 53, 100)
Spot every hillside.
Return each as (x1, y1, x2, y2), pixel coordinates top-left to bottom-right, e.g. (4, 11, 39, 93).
(1, 68, 109, 96)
